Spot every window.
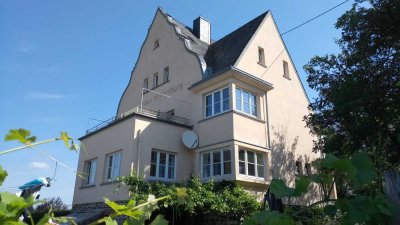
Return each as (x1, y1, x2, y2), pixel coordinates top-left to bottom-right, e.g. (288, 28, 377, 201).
(283, 60, 289, 78)
(202, 149, 231, 178)
(235, 88, 257, 116)
(239, 149, 265, 178)
(84, 159, 97, 185)
(105, 152, 122, 181)
(143, 78, 149, 91)
(295, 161, 303, 175)
(153, 73, 159, 88)
(205, 87, 229, 117)
(258, 47, 265, 65)
(305, 163, 312, 176)
(154, 39, 159, 49)
(163, 67, 169, 83)
(150, 150, 176, 180)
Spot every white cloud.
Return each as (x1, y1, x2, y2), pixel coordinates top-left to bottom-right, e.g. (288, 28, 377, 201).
(26, 91, 75, 100)
(29, 161, 50, 170)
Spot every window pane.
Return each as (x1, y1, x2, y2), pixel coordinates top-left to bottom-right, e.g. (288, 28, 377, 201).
(213, 152, 221, 163)
(159, 153, 166, 165)
(213, 92, 221, 114)
(150, 164, 156, 177)
(257, 165, 264, 178)
(213, 151, 221, 176)
(203, 165, 210, 177)
(251, 104, 257, 116)
(223, 150, 231, 161)
(112, 153, 121, 178)
(89, 160, 97, 184)
(239, 162, 246, 174)
(206, 106, 212, 117)
(158, 165, 165, 178)
(256, 153, 263, 165)
(168, 154, 175, 167)
(223, 99, 229, 111)
(151, 151, 157, 163)
(203, 153, 211, 165)
(236, 89, 242, 111)
(222, 88, 229, 100)
(168, 166, 175, 179)
(239, 150, 245, 161)
(248, 163, 256, 176)
(224, 161, 231, 175)
(248, 152, 255, 163)
(206, 95, 212, 106)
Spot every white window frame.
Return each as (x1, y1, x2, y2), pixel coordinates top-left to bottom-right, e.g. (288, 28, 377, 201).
(235, 87, 257, 117)
(258, 47, 265, 65)
(201, 149, 231, 178)
(205, 87, 229, 118)
(238, 149, 265, 179)
(84, 158, 97, 186)
(283, 60, 290, 78)
(144, 78, 149, 90)
(150, 150, 176, 180)
(105, 151, 122, 181)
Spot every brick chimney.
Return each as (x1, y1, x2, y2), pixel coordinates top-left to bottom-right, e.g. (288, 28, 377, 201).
(193, 17, 211, 44)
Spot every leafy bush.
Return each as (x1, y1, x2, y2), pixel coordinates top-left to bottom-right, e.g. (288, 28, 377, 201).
(120, 175, 260, 221)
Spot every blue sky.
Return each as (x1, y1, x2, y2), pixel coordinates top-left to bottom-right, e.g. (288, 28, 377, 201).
(0, 0, 351, 206)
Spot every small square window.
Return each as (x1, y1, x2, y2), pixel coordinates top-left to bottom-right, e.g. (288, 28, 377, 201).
(163, 67, 169, 83)
(295, 161, 303, 175)
(154, 39, 159, 50)
(153, 73, 159, 88)
(258, 47, 265, 66)
(283, 60, 290, 78)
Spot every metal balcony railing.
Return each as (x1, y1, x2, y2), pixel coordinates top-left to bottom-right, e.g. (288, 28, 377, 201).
(86, 106, 190, 134)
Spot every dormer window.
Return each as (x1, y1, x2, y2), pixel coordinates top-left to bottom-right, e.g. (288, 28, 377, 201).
(153, 39, 160, 50)
(258, 47, 265, 66)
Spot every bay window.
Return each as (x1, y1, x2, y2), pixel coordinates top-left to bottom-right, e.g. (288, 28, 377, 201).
(202, 149, 231, 178)
(205, 87, 229, 117)
(236, 88, 257, 116)
(150, 150, 176, 180)
(239, 149, 265, 178)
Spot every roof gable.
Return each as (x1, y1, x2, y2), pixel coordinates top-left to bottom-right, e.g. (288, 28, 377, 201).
(204, 11, 268, 75)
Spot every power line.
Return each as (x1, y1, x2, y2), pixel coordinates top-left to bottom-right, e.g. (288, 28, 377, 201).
(281, 0, 351, 36)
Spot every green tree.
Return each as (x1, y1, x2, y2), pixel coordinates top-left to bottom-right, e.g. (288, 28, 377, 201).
(304, 0, 400, 177)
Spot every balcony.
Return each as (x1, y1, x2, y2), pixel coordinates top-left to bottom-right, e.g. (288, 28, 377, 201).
(86, 106, 191, 134)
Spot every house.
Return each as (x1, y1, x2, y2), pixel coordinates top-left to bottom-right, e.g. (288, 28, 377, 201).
(72, 7, 322, 211)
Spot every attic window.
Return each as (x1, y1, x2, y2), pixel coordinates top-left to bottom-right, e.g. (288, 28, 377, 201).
(283, 60, 290, 79)
(153, 39, 160, 50)
(258, 47, 266, 66)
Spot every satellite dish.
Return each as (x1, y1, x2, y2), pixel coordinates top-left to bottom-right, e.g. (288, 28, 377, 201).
(182, 131, 199, 149)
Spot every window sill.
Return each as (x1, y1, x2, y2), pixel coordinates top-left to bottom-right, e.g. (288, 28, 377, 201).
(283, 75, 291, 80)
(198, 110, 232, 123)
(148, 177, 176, 183)
(233, 110, 266, 123)
(238, 174, 267, 182)
(80, 184, 96, 189)
(100, 180, 120, 186)
(257, 62, 267, 68)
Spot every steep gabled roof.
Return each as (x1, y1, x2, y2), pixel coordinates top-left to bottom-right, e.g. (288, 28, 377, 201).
(204, 11, 268, 75)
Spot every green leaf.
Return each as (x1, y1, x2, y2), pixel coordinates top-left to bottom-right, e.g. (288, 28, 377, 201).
(149, 215, 168, 225)
(351, 152, 376, 184)
(243, 211, 295, 225)
(4, 128, 36, 145)
(321, 154, 357, 176)
(36, 211, 52, 225)
(0, 192, 36, 219)
(60, 132, 77, 151)
(292, 176, 310, 196)
(104, 217, 118, 225)
(0, 165, 8, 186)
(269, 179, 294, 198)
(176, 187, 187, 205)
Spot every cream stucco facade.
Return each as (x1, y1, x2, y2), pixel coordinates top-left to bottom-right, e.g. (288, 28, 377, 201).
(72, 8, 321, 207)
